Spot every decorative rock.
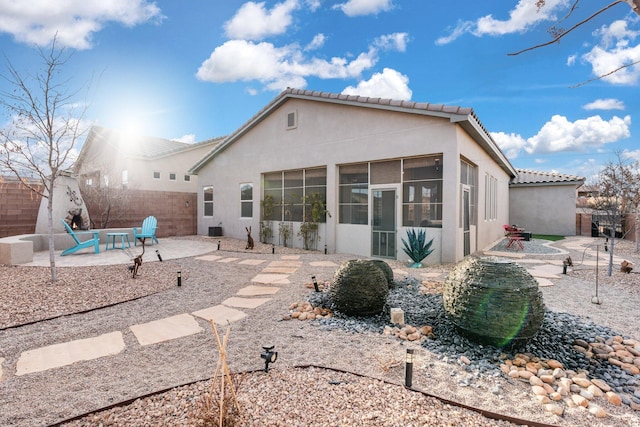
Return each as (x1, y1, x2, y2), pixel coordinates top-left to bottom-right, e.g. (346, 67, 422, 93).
(535, 395, 551, 404)
(547, 359, 563, 369)
(572, 377, 591, 388)
(571, 394, 588, 408)
(419, 325, 434, 337)
(407, 332, 420, 341)
(531, 385, 547, 396)
(587, 384, 603, 397)
(606, 391, 622, 406)
(588, 405, 607, 418)
(544, 403, 563, 416)
(549, 392, 562, 401)
(590, 378, 611, 392)
(552, 368, 566, 378)
(540, 375, 555, 384)
(459, 356, 471, 365)
(529, 376, 544, 387)
(518, 370, 535, 380)
(579, 389, 594, 400)
(390, 307, 405, 325)
(542, 384, 555, 395)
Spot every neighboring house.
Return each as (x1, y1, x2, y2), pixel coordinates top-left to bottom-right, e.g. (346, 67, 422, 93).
(509, 169, 585, 236)
(75, 126, 223, 192)
(190, 88, 518, 264)
(72, 125, 223, 235)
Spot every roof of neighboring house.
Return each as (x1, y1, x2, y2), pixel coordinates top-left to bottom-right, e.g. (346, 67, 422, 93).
(74, 126, 224, 171)
(511, 169, 585, 187)
(189, 88, 517, 177)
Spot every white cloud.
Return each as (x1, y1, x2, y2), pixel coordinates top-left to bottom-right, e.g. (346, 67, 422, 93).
(436, 0, 568, 45)
(374, 32, 408, 52)
(196, 39, 379, 90)
(582, 98, 625, 111)
(341, 68, 411, 100)
(623, 149, 640, 162)
(305, 33, 326, 51)
(526, 115, 631, 154)
(334, 0, 394, 17)
(490, 131, 527, 159)
(0, 0, 163, 49)
(223, 0, 299, 41)
(305, 0, 321, 12)
(567, 54, 577, 66)
(493, 114, 631, 159)
(582, 19, 640, 85)
(172, 134, 196, 144)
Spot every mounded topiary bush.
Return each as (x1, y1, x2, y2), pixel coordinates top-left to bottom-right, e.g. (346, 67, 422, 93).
(331, 259, 389, 316)
(443, 256, 545, 348)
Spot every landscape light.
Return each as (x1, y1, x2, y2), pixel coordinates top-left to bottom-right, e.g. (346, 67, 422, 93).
(260, 345, 278, 372)
(177, 271, 182, 287)
(156, 249, 163, 262)
(217, 240, 221, 250)
(312, 275, 319, 292)
(272, 244, 275, 254)
(405, 348, 414, 388)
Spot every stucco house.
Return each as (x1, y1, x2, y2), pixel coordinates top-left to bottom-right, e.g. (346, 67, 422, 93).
(509, 169, 585, 236)
(190, 88, 518, 264)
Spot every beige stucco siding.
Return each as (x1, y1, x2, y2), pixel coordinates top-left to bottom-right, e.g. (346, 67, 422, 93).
(196, 98, 512, 263)
(509, 185, 577, 236)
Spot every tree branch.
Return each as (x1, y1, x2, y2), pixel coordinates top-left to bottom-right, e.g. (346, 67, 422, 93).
(570, 59, 640, 87)
(508, 1, 624, 56)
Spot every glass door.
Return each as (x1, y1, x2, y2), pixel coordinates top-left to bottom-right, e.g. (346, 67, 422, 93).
(462, 185, 471, 256)
(372, 189, 396, 258)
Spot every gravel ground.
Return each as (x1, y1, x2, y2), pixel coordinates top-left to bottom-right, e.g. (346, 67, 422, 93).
(0, 235, 639, 427)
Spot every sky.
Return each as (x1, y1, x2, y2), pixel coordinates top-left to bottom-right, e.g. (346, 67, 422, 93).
(0, 0, 639, 181)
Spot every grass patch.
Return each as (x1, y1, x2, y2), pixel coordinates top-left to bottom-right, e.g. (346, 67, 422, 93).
(532, 234, 565, 242)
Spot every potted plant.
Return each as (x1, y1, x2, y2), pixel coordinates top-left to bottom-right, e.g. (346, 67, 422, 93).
(259, 195, 275, 244)
(298, 193, 330, 250)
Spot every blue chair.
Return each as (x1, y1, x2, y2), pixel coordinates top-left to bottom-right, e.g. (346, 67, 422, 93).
(133, 216, 159, 246)
(60, 220, 100, 256)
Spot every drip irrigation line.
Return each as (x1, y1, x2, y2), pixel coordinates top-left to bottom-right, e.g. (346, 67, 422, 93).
(47, 364, 561, 427)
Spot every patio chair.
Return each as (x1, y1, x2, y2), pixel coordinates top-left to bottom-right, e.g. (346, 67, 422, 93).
(503, 224, 524, 251)
(133, 215, 159, 246)
(60, 220, 100, 256)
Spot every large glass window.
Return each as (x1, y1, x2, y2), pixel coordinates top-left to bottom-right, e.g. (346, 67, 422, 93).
(402, 156, 443, 227)
(262, 168, 327, 222)
(203, 186, 214, 217)
(484, 173, 497, 221)
(240, 183, 253, 218)
(339, 163, 369, 224)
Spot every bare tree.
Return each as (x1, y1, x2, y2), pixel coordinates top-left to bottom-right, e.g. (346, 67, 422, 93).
(79, 167, 132, 229)
(509, 1, 640, 86)
(588, 152, 640, 275)
(0, 38, 89, 281)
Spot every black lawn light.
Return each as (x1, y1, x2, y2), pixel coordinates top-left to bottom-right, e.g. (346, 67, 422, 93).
(311, 275, 319, 292)
(260, 344, 278, 372)
(272, 244, 275, 254)
(217, 240, 221, 250)
(404, 348, 414, 388)
(177, 271, 182, 287)
(156, 249, 163, 262)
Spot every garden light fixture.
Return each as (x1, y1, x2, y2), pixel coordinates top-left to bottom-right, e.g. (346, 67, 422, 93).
(260, 345, 277, 372)
(217, 240, 221, 250)
(156, 249, 163, 262)
(405, 348, 414, 388)
(312, 275, 319, 292)
(177, 271, 182, 287)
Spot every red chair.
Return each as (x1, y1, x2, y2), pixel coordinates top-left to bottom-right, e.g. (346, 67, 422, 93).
(503, 225, 524, 250)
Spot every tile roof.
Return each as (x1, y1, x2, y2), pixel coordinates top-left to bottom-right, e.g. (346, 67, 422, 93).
(511, 169, 585, 186)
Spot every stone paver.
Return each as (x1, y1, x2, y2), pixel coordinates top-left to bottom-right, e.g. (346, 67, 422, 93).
(195, 255, 223, 262)
(261, 266, 298, 274)
(526, 265, 561, 279)
(222, 297, 272, 309)
(239, 259, 267, 265)
(251, 273, 290, 284)
(237, 285, 281, 296)
(129, 314, 203, 346)
(217, 257, 240, 263)
(280, 255, 301, 260)
(192, 305, 248, 325)
(536, 277, 554, 287)
(309, 261, 338, 267)
(268, 260, 303, 268)
(15, 332, 125, 376)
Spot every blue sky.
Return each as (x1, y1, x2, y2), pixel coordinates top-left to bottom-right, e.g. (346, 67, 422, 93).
(0, 0, 639, 180)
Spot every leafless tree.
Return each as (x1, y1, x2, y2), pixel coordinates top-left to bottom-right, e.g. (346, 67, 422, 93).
(509, 1, 640, 86)
(0, 37, 90, 281)
(78, 167, 132, 229)
(588, 152, 640, 275)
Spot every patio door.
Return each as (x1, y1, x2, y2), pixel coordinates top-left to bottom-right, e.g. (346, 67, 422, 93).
(462, 185, 471, 256)
(372, 188, 396, 258)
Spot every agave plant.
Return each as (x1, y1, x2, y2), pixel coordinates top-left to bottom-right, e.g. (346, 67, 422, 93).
(401, 228, 434, 268)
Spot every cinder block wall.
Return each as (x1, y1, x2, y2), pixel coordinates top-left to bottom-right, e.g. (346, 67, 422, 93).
(0, 184, 197, 238)
(0, 181, 43, 238)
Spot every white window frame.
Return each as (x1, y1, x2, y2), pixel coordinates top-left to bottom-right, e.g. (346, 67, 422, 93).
(203, 186, 214, 217)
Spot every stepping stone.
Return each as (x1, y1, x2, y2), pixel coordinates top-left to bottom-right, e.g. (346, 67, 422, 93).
(252, 273, 290, 284)
(527, 265, 561, 279)
(536, 277, 554, 287)
(310, 261, 338, 267)
(195, 255, 223, 262)
(239, 259, 267, 265)
(483, 251, 525, 258)
(15, 332, 125, 376)
(262, 266, 298, 274)
(218, 257, 240, 263)
(281, 255, 301, 260)
(515, 259, 545, 264)
(193, 305, 247, 325)
(130, 314, 203, 346)
(222, 297, 271, 309)
(237, 285, 280, 296)
(268, 260, 303, 268)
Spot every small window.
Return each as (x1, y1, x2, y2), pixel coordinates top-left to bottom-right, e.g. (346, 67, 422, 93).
(287, 111, 297, 129)
(240, 183, 253, 218)
(122, 170, 128, 189)
(203, 186, 213, 217)
(169, 173, 176, 181)
(153, 171, 160, 179)
(85, 178, 93, 187)
(184, 174, 191, 182)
